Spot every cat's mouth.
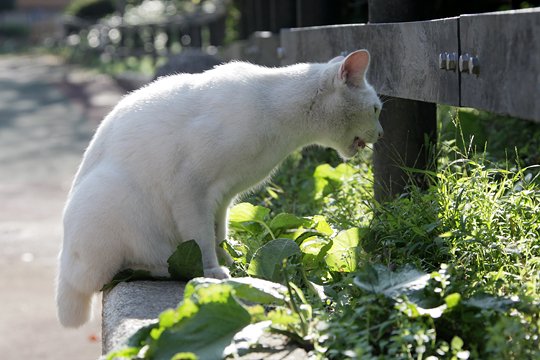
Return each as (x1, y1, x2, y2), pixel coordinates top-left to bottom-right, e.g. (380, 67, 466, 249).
(353, 136, 366, 150)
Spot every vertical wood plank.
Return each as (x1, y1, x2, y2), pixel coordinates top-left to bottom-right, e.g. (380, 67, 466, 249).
(368, 0, 438, 201)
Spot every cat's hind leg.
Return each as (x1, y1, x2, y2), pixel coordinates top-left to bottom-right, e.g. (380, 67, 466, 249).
(173, 195, 230, 279)
(215, 201, 233, 266)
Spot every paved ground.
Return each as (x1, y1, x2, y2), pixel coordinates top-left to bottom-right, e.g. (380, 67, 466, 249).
(0, 53, 124, 359)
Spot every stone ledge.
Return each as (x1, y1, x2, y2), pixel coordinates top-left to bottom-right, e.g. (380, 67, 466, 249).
(101, 281, 308, 359)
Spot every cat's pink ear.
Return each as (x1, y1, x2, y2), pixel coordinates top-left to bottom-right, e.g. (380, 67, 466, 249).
(338, 50, 370, 86)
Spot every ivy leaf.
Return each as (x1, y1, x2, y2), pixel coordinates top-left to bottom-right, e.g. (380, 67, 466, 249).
(167, 240, 204, 281)
(247, 238, 301, 282)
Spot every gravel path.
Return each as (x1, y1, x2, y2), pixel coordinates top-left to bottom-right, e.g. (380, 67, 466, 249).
(0, 54, 124, 359)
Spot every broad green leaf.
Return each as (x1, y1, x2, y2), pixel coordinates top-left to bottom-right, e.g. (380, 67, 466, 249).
(267, 307, 301, 330)
(312, 215, 334, 236)
(324, 228, 363, 272)
(171, 353, 197, 360)
(146, 284, 251, 360)
(313, 163, 356, 182)
(100, 269, 158, 292)
(247, 238, 301, 282)
(184, 277, 288, 305)
(451, 336, 464, 351)
(227, 277, 288, 304)
(445, 293, 462, 309)
(167, 240, 204, 281)
(354, 264, 430, 298)
(269, 213, 310, 233)
(313, 163, 356, 199)
(328, 228, 363, 251)
(293, 230, 321, 244)
(463, 293, 519, 312)
(300, 237, 330, 256)
(229, 202, 270, 224)
(105, 347, 140, 360)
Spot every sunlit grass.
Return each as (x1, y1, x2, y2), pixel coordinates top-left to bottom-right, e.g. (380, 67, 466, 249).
(235, 106, 540, 359)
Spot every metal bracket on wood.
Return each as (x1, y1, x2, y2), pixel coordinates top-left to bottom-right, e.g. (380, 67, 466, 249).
(439, 52, 458, 71)
(459, 53, 480, 75)
(439, 51, 479, 75)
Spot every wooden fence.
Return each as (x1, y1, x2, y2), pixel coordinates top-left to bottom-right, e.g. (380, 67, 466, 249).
(281, 7, 540, 199)
(281, 8, 539, 123)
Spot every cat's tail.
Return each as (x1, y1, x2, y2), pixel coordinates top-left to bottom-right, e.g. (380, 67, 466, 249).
(56, 277, 94, 328)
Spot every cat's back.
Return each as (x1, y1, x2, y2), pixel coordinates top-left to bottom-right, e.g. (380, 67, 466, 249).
(76, 60, 316, 177)
(112, 60, 314, 114)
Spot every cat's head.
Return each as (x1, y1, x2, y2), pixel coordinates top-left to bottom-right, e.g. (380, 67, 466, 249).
(316, 50, 383, 159)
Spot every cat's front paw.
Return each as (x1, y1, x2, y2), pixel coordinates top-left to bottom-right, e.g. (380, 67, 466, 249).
(204, 266, 230, 279)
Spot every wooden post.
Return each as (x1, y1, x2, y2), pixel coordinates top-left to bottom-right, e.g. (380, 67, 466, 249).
(369, 0, 437, 201)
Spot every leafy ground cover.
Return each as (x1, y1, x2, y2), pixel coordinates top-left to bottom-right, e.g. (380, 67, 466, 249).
(107, 107, 540, 359)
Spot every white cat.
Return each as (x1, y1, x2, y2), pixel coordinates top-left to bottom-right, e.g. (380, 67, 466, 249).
(56, 50, 383, 327)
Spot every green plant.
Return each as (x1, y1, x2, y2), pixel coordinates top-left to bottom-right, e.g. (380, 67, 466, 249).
(105, 107, 540, 359)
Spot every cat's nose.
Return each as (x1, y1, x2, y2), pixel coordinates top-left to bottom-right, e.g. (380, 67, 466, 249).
(376, 122, 384, 140)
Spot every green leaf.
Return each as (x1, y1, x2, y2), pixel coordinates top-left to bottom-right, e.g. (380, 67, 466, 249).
(463, 293, 519, 312)
(313, 163, 356, 199)
(171, 353, 198, 360)
(324, 228, 363, 272)
(184, 277, 288, 305)
(100, 269, 158, 292)
(444, 293, 462, 309)
(146, 283, 251, 360)
(300, 237, 331, 256)
(313, 163, 356, 182)
(269, 213, 310, 233)
(247, 238, 301, 282)
(167, 240, 204, 281)
(312, 215, 334, 236)
(451, 336, 464, 351)
(229, 203, 270, 224)
(105, 347, 140, 360)
(353, 264, 430, 298)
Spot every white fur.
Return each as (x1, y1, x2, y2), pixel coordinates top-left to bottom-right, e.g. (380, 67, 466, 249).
(56, 50, 383, 327)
